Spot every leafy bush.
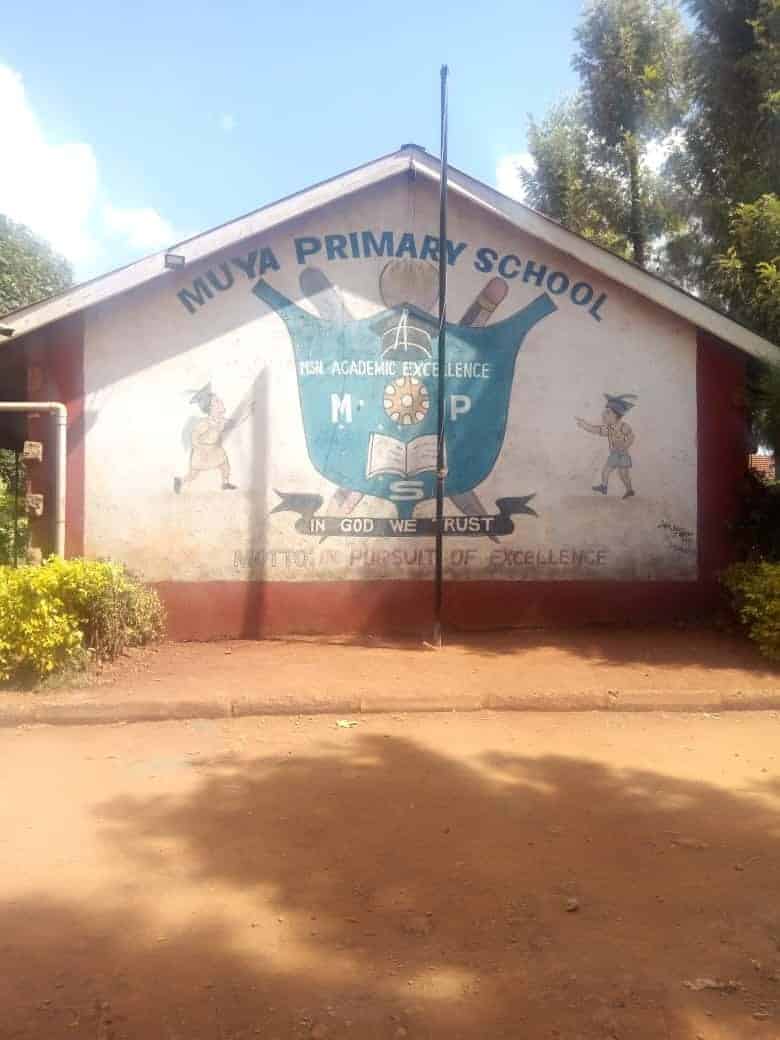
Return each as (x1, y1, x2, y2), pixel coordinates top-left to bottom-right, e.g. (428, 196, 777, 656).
(730, 469, 780, 561)
(0, 565, 84, 680)
(722, 562, 780, 661)
(0, 449, 27, 566)
(0, 557, 165, 683)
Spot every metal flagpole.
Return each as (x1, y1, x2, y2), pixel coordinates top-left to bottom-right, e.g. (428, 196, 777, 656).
(433, 64, 449, 648)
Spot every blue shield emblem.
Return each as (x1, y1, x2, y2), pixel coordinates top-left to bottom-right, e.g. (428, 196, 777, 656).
(254, 279, 556, 519)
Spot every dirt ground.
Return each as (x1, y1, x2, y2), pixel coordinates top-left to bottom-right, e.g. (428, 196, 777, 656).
(10, 627, 780, 715)
(2, 711, 780, 1039)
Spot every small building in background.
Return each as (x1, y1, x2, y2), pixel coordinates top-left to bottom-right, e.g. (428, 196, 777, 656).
(749, 452, 776, 482)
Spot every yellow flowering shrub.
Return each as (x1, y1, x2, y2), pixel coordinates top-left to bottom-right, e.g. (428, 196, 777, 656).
(0, 565, 83, 680)
(0, 557, 165, 683)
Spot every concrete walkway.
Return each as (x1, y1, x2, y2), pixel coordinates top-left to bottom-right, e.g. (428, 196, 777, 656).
(2, 626, 780, 726)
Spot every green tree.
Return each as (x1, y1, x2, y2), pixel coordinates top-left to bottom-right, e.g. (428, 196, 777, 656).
(520, 94, 687, 266)
(752, 0, 780, 116)
(520, 99, 632, 256)
(663, 0, 780, 292)
(0, 215, 72, 317)
(713, 195, 780, 345)
(572, 0, 689, 267)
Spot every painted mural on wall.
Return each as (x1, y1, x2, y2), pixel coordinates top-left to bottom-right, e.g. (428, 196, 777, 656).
(174, 384, 253, 493)
(576, 394, 637, 499)
(258, 259, 555, 539)
(82, 179, 699, 583)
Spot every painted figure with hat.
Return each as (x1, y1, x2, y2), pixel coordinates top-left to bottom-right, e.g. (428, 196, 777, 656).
(575, 394, 637, 499)
(173, 383, 252, 493)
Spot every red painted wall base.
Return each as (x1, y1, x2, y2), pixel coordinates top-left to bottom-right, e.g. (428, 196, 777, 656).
(157, 579, 725, 641)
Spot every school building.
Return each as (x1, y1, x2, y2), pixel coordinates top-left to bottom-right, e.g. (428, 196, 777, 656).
(1, 144, 778, 639)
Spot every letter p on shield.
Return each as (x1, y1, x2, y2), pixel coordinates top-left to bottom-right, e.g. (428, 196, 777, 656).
(450, 394, 471, 419)
(331, 393, 352, 423)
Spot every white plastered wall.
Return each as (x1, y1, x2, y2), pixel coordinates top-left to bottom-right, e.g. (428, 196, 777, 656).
(84, 175, 698, 583)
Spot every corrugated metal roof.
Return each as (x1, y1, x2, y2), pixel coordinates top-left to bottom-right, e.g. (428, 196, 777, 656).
(2, 144, 777, 362)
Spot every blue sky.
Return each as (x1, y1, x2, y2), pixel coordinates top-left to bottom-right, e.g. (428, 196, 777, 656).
(1, 0, 583, 281)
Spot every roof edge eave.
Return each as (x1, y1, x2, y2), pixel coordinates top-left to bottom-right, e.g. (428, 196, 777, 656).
(1, 143, 777, 364)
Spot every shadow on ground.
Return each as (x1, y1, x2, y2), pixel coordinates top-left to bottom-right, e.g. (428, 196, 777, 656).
(2, 734, 779, 1038)
(296, 623, 779, 675)
(447, 624, 780, 672)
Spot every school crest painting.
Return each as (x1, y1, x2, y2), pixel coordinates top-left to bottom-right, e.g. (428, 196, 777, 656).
(254, 260, 557, 537)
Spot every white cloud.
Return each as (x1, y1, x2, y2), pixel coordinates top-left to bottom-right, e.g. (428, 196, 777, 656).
(220, 113, 236, 133)
(0, 65, 99, 267)
(102, 203, 177, 251)
(495, 152, 536, 202)
(0, 64, 181, 280)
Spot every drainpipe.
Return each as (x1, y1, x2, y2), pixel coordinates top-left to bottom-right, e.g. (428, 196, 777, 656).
(0, 402, 67, 557)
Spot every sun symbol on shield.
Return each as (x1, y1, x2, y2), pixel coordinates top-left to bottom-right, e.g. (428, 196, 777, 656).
(383, 376, 430, 426)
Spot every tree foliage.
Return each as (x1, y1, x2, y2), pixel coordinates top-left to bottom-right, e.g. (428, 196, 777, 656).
(521, 100, 632, 256)
(520, 0, 688, 268)
(753, 0, 780, 116)
(713, 194, 780, 344)
(521, 96, 686, 266)
(0, 215, 72, 317)
(520, 0, 779, 344)
(572, 0, 689, 266)
(662, 0, 780, 292)
(684, 0, 779, 206)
